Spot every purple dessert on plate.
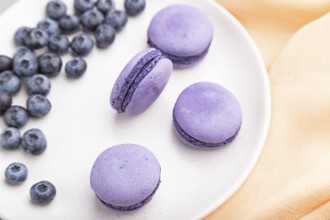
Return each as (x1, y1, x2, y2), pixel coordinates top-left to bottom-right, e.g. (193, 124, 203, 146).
(110, 48, 173, 115)
(147, 4, 213, 68)
(173, 82, 242, 149)
(90, 144, 161, 211)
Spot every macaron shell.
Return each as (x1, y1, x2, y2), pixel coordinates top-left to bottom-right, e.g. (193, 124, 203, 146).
(173, 82, 242, 146)
(90, 144, 161, 208)
(126, 57, 173, 115)
(169, 49, 209, 69)
(110, 48, 158, 110)
(147, 4, 213, 57)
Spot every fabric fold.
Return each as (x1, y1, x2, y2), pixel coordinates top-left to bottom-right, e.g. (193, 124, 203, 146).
(215, 0, 330, 68)
(205, 1, 330, 219)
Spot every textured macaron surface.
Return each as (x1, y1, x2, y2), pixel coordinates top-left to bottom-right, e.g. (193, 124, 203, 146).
(147, 4, 213, 58)
(173, 82, 242, 148)
(110, 48, 159, 112)
(90, 144, 161, 210)
(110, 48, 172, 115)
(124, 56, 172, 115)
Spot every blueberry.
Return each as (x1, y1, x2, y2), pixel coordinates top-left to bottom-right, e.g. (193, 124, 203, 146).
(0, 71, 21, 95)
(14, 46, 36, 59)
(124, 0, 145, 16)
(104, 10, 128, 32)
(0, 127, 21, 150)
(0, 91, 12, 114)
(14, 26, 31, 46)
(65, 57, 87, 78)
(23, 28, 49, 50)
(96, 0, 115, 15)
(37, 18, 60, 36)
(94, 24, 115, 48)
(26, 74, 51, 96)
(46, 0, 67, 20)
(13, 47, 38, 77)
(21, 128, 47, 155)
(27, 95, 52, 118)
(38, 52, 62, 77)
(0, 55, 13, 72)
(59, 14, 80, 35)
(30, 181, 56, 205)
(74, 0, 94, 14)
(80, 9, 104, 32)
(3, 106, 29, 128)
(70, 33, 94, 56)
(48, 34, 70, 55)
(5, 162, 28, 185)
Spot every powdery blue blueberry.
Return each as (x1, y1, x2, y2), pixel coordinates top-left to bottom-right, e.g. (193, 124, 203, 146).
(0, 91, 12, 114)
(58, 14, 80, 35)
(65, 57, 87, 78)
(0, 127, 21, 150)
(0, 71, 21, 95)
(74, 0, 94, 14)
(70, 33, 94, 56)
(124, 0, 145, 16)
(14, 26, 31, 46)
(23, 28, 49, 50)
(96, 0, 115, 15)
(94, 24, 116, 49)
(13, 47, 38, 77)
(0, 55, 13, 72)
(14, 46, 36, 59)
(46, 0, 67, 20)
(30, 180, 56, 205)
(80, 9, 104, 32)
(21, 128, 47, 155)
(26, 74, 51, 96)
(5, 162, 28, 185)
(3, 106, 29, 128)
(37, 18, 61, 36)
(26, 95, 52, 118)
(104, 10, 128, 32)
(48, 34, 70, 55)
(38, 52, 62, 77)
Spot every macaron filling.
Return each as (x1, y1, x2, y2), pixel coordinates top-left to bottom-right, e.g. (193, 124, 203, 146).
(97, 179, 161, 211)
(173, 115, 241, 148)
(112, 49, 165, 113)
(148, 39, 210, 66)
(121, 55, 166, 112)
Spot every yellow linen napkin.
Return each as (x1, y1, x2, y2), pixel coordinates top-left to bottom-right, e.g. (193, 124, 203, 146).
(205, 1, 330, 219)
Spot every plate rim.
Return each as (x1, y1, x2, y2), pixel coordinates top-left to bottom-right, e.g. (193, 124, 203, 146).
(196, 0, 271, 218)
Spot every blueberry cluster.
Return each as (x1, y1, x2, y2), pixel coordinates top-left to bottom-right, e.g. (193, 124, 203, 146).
(1, 0, 146, 208)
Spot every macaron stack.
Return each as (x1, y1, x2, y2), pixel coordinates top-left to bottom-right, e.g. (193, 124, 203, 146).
(91, 3, 243, 213)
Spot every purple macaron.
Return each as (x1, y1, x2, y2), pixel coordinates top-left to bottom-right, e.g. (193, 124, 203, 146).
(147, 4, 213, 68)
(173, 82, 242, 149)
(90, 144, 161, 211)
(110, 48, 173, 115)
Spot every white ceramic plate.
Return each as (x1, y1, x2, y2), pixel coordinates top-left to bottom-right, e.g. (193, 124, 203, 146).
(0, 0, 270, 219)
